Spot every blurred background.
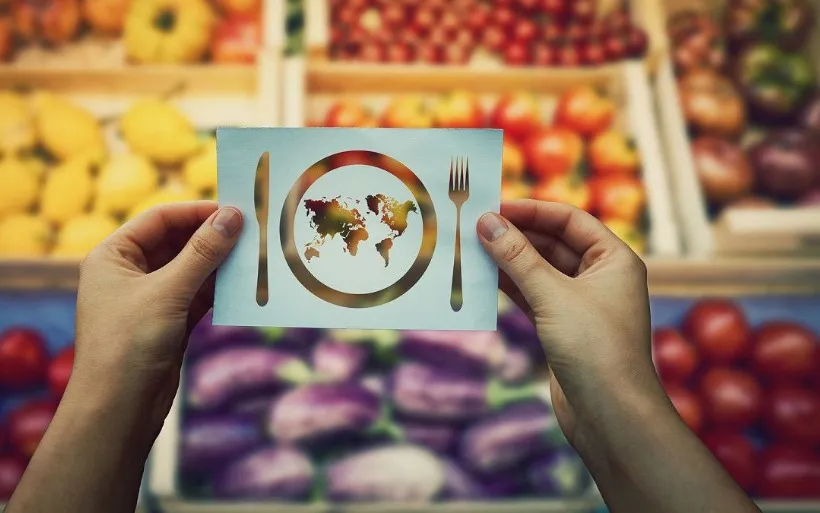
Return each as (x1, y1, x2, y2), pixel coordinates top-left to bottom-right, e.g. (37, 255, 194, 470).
(1, 0, 820, 511)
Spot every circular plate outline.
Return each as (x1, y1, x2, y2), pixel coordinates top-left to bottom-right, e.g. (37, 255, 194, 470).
(280, 150, 437, 309)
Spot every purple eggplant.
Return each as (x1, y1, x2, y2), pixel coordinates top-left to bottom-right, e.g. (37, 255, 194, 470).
(187, 311, 265, 358)
(269, 328, 323, 357)
(312, 340, 368, 382)
(360, 374, 387, 397)
(497, 346, 534, 384)
(324, 445, 445, 502)
(186, 348, 312, 411)
(528, 449, 591, 498)
(399, 421, 459, 453)
(268, 383, 392, 444)
(459, 401, 563, 474)
(498, 308, 543, 359)
(213, 446, 314, 499)
(480, 472, 528, 498)
(231, 394, 279, 418)
(329, 329, 400, 363)
(180, 415, 262, 472)
(391, 363, 538, 421)
(399, 331, 506, 374)
(441, 459, 486, 500)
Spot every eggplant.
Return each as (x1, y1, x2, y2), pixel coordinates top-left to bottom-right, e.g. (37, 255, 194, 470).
(231, 394, 279, 418)
(180, 415, 262, 472)
(312, 340, 368, 382)
(480, 472, 528, 498)
(498, 308, 543, 359)
(391, 363, 538, 421)
(186, 348, 312, 411)
(399, 331, 506, 374)
(268, 383, 391, 444)
(329, 329, 400, 362)
(497, 346, 534, 384)
(187, 311, 265, 358)
(324, 445, 445, 502)
(213, 446, 315, 499)
(399, 421, 459, 453)
(459, 401, 563, 474)
(360, 374, 387, 396)
(270, 328, 323, 356)
(528, 449, 591, 498)
(441, 459, 486, 500)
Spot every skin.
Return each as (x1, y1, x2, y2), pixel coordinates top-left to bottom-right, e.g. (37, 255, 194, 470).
(6, 199, 760, 513)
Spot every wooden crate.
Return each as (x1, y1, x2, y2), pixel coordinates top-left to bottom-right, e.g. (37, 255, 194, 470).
(655, 0, 820, 256)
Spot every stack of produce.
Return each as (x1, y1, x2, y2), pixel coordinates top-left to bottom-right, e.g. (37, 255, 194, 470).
(671, 1, 820, 215)
(0, 327, 74, 500)
(654, 298, 820, 498)
(178, 309, 593, 502)
(318, 86, 648, 253)
(328, 0, 649, 66)
(0, 0, 261, 65)
(0, 91, 217, 258)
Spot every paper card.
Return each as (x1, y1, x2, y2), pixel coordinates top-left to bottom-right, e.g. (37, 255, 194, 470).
(214, 128, 502, 331)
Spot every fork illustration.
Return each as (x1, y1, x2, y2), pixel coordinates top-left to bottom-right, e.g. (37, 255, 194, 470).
(448, 157, 470, 312)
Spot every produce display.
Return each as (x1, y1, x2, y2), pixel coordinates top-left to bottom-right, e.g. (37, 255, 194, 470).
(0, 91, 217, 258)
(670, 2, 820, 216)
(327, 0, 649, 67)
(177, 306, 594, 502)
(0, 0, 262, 65)
(653, 297, 820, 498)
(316, 86, 648, 253)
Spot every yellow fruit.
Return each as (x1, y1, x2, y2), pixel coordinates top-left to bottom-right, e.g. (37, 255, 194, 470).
(183, 137, 216, 193)
(0, 157, 39, 217)
(20, 156, 47, 177)
(124, 0, 214, 64)
(128, 183, 198, 220)
(0, 214, 52, 257)
(40, 158, 94, 225)
(53, 214, 119, 257)
(31, 92, 106, 161)
(0, 92, 36, 156)
(121, 99, 201, 165)
(603, 218, 647, 255)
(96, 153, 159, 215)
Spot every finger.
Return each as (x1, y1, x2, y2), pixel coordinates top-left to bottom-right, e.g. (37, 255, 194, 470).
(159, 207, 243, 300)
(522, 230, 582, 278)
(499, 271, 533, 317)
(188, 274, 217, 330)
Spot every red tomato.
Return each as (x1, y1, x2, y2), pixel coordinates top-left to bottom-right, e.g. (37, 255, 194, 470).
(702, 432, 757, 491)
(758, 446, 820, 498)
(752, 322, 818, 383)
(665, 384, 704, 434)
(652, 328, 698, 384)
(0, 455, 25, 500)
(683, 299, 751, 364)
(0, 328, 49, 391)
(433, 90, 485, 129)
(9, 399, 58, 459)
(554, 86, 615, 138)
(764, 387, 820, 448)
(530, 176, 591, 211)
(700, 368, 762, 430)
(489, 92, 543, 142)
(588, 130, 641, 176)
(589, 176, 646, 224)
(523, 127, 584, 180)
(323, 101, 373, 128)
(210, 13, 261, 64)
(47, 346, 74, 398)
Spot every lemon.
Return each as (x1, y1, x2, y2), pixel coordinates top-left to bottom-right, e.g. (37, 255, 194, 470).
(0, 214, 52, 257)
(31, 92, 106, 161)
(183, 137, 216, 193)
(128, 184, 199, 220)
(52, 214, 119, 257)
(96, 153, 160, 215)
(40, 158, 94, 225)
(121, 99, 201, 165)
(0, 157, 40, 217)
(0, 92, 36, 156)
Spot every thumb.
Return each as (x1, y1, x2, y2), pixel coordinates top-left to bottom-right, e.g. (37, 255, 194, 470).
(162, 207, 243, 298)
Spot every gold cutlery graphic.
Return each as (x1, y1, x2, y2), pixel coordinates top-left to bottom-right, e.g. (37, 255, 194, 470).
(255, 151, 270, 306)
(448, 157, 470, 312)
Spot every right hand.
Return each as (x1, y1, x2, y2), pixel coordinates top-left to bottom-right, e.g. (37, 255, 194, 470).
(477, 200, 665, 455)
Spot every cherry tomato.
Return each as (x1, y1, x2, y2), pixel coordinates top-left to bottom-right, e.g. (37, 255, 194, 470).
(652, 328, 699, 384)
(589, 176, 646, 224)
(683, 299, 751, 364)
(47, 346, 74, 398)
(0, 455, 25, 500)
(752, 322, 818, 383)
(523, 127, 584, 180)
(758, 446, 820, 499)
(701, 432, 757, 492)
(9, 399, 58, 459)
(665, 384, 703, 434)
(700, 368, 762, 430)
(764, 387, 820, 448)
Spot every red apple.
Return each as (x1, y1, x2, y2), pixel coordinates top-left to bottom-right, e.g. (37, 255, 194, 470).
(570, 0, 595, 25)
(415, 42, 442, 64)
(541, 0, 569, 20)
(428, 26, 452, 47)
(582, 39, 607, 66)
(604, 33, 628, 61)
(433, 91, 484, 129)
(14, 0, 80, 45)
(565, 23, 590, 44)
(626, 26, 649, 57)
(513, 18, 538, 44)
(504, 41, 530, 66)
(412, 6, 437, 35)
(335, 5, 361, 26)
(557, 44, 583, 67)
(0, 328, 49, 391)
(453, 28, 476, 50)
(386, 42, 413, 63)
(381, 3, 405, 28)
(482, 25, 506, 53)
(359, 41, 385, 62)
(440, 9, 459, 36)
(210, 14, 261, 64)
(47, 346, 74, 398)
(493, 6, 516, 31)
(542, 23, 564, 44)
(9, 399, 57, 459)
(490, 92, 542, 142)
(524, 127, 585, 180)
(324, 101, 372, 127)
(468, 4, 490, 34)
(532, 42, 557, 66)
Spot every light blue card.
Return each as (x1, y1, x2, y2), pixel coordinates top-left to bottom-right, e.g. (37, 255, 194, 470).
(214, 128, 502, 331)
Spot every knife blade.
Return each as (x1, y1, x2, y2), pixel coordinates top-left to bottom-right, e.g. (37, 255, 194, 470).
(255, 151, 270, 306)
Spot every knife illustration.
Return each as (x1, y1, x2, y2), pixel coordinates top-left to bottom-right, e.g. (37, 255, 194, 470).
(255, 151, 270, 307)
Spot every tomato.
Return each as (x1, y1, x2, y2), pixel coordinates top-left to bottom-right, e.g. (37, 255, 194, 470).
(652, 328, 698, 384)
(764, 387, 820, 448)
(433, 90, 485, 129)
(758, 446, 820, 498)
(702, 432, 757, 491)
(530, 176, 591, 211)
(683, 299, 751, 364)
(502, 136, 526, 180)
(700, 368, 762, 430)
(589, 176, 646, 224)
(523, 127, 584, 180)
(588, 130, 641, 176)
(210, 13, 261, 64)
(9, 399, 58, 459)
(554, 86, 615, 138)
(752, 322, 818, 383)
(665, 384, 704, 434)
(501, 181, 532, 201)
(602, 218, 647, 254)
(47, 346, 74, 398)
(490, 92, 543, 142)
(323, 101, 374, 128)
(0, 455, 25, 500)
(0, 328, 49, 391)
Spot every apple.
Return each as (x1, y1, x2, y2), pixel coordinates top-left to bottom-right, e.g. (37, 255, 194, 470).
(516, 0, 539, 12)
(381, 3, 405, 28)
(502, 181, 533, 201)
(413, 6, 437, 35)
(0, 16, 12, 61)
(335, 5, 361, 26)
(543, 23, 564, 43)
(217, 0, 258, 15)
(504, 41, 530, 66)
(503, 136, 526, 180)
(453, 28, 476, 51)
(382, 96, 433, 128)
(9, 399, 58, 459)
(0, 328, 49, 391)
(557, 43, 583, 67)
(386, 42, 413, 63)
(524, 127, 584, 180)
(627, 26, 649, 57)
(493, 6, 516, 30)
(428, 26, 452, 47)
(440, 9, 459, 36)
(482, 25, 506, 53)
(14, 0, 81, 45)
(589, 130, 640, 176)
(582, 39, 607, 66)
(532, 42, 557, 66)
(541, 0, 569, 20)
(603, 9, 631, 35)
(359, 41, 385, 63)
(565, 23, 590, 44)
(82, 0, 129, 34)
(604, 33, 628, 61)
(211, 14, 260, 64)
(468, 4, 490, 34)
(443, 44, 472, 65)
(490, 92, 542, 142)
(415, 42, 442, 64)
(571, 0, 595, 25)
(555, 86, 615, 138)
(433, 91, 484, 129)
(324, 101, 372, 127)
(531, 176, 591, 211)
(513, 18, 538, 44)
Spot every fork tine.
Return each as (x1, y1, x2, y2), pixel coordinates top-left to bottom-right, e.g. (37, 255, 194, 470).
(459, 157, 465, 191)
(449, 158, 454, 191)
(465, 157, 470, 191)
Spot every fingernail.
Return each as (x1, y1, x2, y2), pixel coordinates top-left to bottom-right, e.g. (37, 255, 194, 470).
(212, 207, 242, 237)
(478, 213, 508, 242)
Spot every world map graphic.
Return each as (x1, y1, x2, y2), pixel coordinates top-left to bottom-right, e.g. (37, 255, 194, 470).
(303, 194, 418, 267)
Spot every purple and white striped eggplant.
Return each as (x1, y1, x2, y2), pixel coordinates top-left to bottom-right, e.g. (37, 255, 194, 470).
(213, 446, 314, 499)
(528, 449, 591, 498)
(269, 328, 323, 356)
(498, 308, 544, 359)
(497, 346, 534, 384)
(329, 329, 400, 363)
(441, 459, 486, 500)
(360, 374, 387, 397)
(186, 348, 312, 411)
(187, 312, 265, 358)
(399, 421, 459, 453)
(459, 401, 563, 474)
(179, 415, 262, 472)
(312, 340, 368, 382)
(399, 331, 507, 374)
(325, 445, 445, 502)
(268, 383, 389, 444)
(391, 363, 538, 421)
